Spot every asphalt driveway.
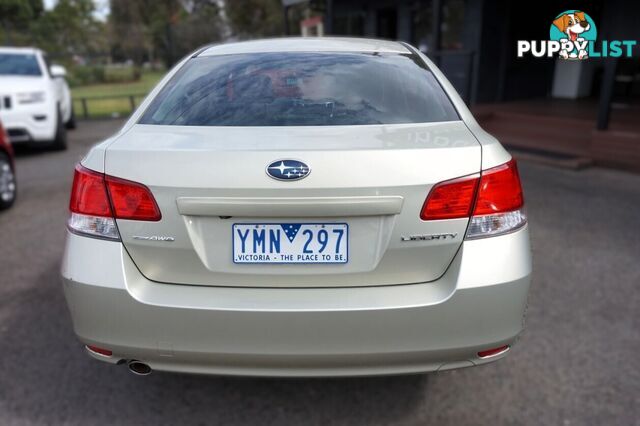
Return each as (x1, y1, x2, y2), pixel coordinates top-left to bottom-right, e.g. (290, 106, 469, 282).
(0, 120, 638, 425)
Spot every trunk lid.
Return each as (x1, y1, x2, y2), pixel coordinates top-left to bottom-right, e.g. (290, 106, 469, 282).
(104, 121, 480, 288)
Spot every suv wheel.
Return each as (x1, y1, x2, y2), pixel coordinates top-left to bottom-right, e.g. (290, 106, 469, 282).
(50, 106, 68, 151)
(66, 106, 77, 130)
(0, 152, 16, 210)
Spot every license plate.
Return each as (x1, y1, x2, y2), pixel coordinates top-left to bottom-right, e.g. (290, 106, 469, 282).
(233, 223, 348, 264)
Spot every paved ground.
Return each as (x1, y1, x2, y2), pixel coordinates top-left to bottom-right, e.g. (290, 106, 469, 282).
(0, 121, 638, 425)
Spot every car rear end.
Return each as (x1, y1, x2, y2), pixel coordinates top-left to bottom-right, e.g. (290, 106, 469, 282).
(61, 39, 531, 377)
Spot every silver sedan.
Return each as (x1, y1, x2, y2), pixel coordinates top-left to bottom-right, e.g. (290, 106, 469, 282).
(61, 38, 531, 377)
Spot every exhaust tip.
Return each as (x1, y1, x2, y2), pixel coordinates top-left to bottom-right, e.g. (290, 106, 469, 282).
(127, 360, 152, 376)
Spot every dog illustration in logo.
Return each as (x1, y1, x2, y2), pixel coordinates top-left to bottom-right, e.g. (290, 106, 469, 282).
(553, 11, 591, 59)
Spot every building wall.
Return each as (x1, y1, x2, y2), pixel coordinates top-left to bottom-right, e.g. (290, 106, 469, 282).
(326, 0, 636, 104)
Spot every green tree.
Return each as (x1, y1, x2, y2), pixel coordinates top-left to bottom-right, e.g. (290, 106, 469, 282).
(0, 0, 44, 44)
(172, 0, 224, 60)
(109, 0, 152, 64)
(31, 0, 107, 60)
(225, 0, 284, 39)
(109, 0, 224, 67)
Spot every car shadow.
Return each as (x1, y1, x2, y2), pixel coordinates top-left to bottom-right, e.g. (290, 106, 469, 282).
(0, 262, 428, 425)
(11, 144, 59, 158)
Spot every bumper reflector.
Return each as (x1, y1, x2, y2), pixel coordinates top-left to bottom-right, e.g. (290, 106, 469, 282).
(477, 345, 510, 359)
(86, 345, 113, 357)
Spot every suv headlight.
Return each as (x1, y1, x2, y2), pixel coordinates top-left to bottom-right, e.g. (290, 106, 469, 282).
(17, 91, 46, 104)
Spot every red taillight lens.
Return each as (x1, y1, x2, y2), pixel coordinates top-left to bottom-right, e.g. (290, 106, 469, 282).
(69, 165, 161, 222)
(473, 159, 524, 215)
(421, 159, 527, 238)
(106, 176, 161, 221)
(86, 345, 113, 357)
(477, 345, 510, 358)
(421, 159, 524, 220)
(420, 175, 479, 220)
(69, 165, 112, 217)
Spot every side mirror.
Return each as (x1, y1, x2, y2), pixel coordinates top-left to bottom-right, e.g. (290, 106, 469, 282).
(50, 64, 67, 78)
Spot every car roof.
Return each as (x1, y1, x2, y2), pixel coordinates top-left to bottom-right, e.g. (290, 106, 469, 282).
(0, 46, 41, 55)
(198, 37, 411, 57)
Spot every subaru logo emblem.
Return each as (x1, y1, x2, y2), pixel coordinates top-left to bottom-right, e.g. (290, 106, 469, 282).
(266, 159, 311, 181)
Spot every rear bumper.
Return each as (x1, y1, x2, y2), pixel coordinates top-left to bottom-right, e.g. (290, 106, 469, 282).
(61, 226, 532, 377)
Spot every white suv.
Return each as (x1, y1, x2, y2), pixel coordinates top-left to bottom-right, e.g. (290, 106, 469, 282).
(0, 47, 74, 150)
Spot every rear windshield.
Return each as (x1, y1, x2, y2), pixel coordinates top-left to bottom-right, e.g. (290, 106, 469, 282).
(139, 52, 459, 126)
(0, 53, 42, 76)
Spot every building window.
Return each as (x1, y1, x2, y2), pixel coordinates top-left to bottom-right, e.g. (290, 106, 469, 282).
(333, 12, 365, 36)
(441, 0, 465, 50)
(411, 0, 465, 52)
(376, 8, 398, 39)
(411, 1, 434, 53)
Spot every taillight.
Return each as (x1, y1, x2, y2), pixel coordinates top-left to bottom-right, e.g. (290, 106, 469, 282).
(68, 164, 161, 240)
(69, 165, 119, 240)
(466, 159, 526, 239)
(106, 175, 161, 221)
(0, 122, 13, 159)
(421, 159, 526, 239)
(69, 166, 112, 217)
(472, 159, 523, 215)
(420, 174, 479, 220)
